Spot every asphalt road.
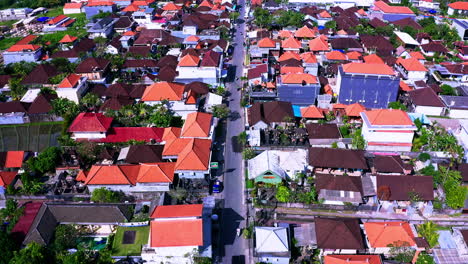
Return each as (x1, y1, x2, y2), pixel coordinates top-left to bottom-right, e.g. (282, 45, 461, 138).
(219, 1, 249, 263)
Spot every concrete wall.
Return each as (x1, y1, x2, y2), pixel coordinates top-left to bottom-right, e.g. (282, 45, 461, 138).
(414, 105, 444, 116)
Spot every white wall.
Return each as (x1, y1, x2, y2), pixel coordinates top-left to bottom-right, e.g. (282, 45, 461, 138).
(63, 8, 82, 14)
(407, 71, 427, 81)
(414, 106, 444, 116)
(72, 132, 106, 139)
(449, 109, 468, 119)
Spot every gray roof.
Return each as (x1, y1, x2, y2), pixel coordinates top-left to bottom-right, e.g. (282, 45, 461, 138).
(440, 95, 468, 110)
(23, 203, 133, 246)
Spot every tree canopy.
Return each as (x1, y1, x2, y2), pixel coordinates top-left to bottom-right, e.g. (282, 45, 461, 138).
(91, 187, 126, 203)
(26, 146, 61, 174)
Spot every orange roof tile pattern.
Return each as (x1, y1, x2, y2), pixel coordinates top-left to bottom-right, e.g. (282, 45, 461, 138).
(64, 2, 83, 8)
(58, 74, 81, 88)
(178, 54, 200, 67)
(59, 34, 78, 43)
(278, 51, 301, 62)
(163, 127, 182, 141)
(294, 26, 316, 38)
(346, 51, 362, 60)
(409, 51, 425, 60)
(257, 37, 276, 48)
(308, 36, 329, 51)
(137, 163, 175, 183)
(278, 30, 294, 39)
(301, 52, 318, 63)
(87, 1, 114, 6)
(181, 112, 212, 138)
(281, 37, 302, 49)
(324, 255, 382, 264)
(162, 2, 182, 10)
(281, 73, 318, 84)
(151, 204, 203, 218)
(326, 50, 347, 61)
(150, 219, 203, 247)
(448, 1, 468, 10)
(84, 164, 175, 185)
(345, 103, 366, 117)
(7, 44, 41, 52)
(363, 54, 385, 64)
(280, 66, 304, 74)
(175, 138, 212, 171)
(141, 82, 185, 101)
(363, 109, 414, 126)
(342, 63, 395, 75)
(5, 151, 25, 168)
(185, 35, 200, 42)
(364, 222, 416, 248)
(374, 1, 414, 14)
(301, 105, 324, 118)
(399, 81, 413, 92)
(396, 57, 428, 72)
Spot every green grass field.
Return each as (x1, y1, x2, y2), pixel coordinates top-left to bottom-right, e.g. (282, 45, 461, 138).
(0, 122, 63, 152)
(0, 36, 21, 50)
(111, 226, 150, 256)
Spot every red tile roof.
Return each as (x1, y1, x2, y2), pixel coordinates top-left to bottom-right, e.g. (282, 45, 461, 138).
(162, 2, 182, 10)
(5, 151, 24, 168)
(346, 51, 362, 60)
(141, 82, 185, 101)
(280, 66, 304, 74)
(150, 204, 203, 218)
(409, 51, 425, 60)
(448, 1, 468, 10)
(326, 50, 347, 61)
(363, 54, 385, 64)
(279, 51, 301, 62)
(374, 1, 414, 14)
(178, 54, 200, 67)
(281, 73, 318, 84)
(362, 109, 414, 126)
(7, 44, 41, 52)
(300, 105, 324, 118)
(344, 103, 366, 117)
(68, 113, 113, 133)
(295, 26, 316, 38)
(257, 37, 276, 48)
(16, 35, 37, 45)
(163, 127, 181, 141)
(58, 74, 80, 88)
(95, 127, 164, 143)
(87, 1, 114, 6)
(396, 57, 428, 72)
(64, 2, 83, 9)
(281, 37, 302, 49)
(364, 221, 416, 248)
(308, 36, 329, 51)
(342, 63, 395, 75)
(325, 255, 382, 264)
(0, 171, 17, 187)
(59, 34, 78, 43)
(76, 170, 88, 182)
(181, 112, 212, 138)
(137, 163, 175, 183)
(278, 30, 293, 39)
(48, 15, 68, 25)
(150, 219, 203, 247)
(399, 81, 413, 92)
(175, 138, 212, 171)
(301, 52, 318, 63)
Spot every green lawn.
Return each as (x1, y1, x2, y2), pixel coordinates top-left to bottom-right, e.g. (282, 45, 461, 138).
(111, 226, 150, 256)
(0, 20, 18, 27)
(0, 36, 21, 50)
(42, 7, 63, 18)
(39, 13, 88, 44)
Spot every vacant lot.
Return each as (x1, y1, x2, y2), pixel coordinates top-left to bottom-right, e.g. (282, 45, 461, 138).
(0, 122, 63, 152)
(111, 225, 150, 256)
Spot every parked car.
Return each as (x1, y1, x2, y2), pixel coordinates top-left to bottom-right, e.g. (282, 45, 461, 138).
(213, 180, 221, 193)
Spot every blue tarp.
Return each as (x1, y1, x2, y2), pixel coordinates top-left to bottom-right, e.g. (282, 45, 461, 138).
(37, 17, 49, 22)
(292, 105, 302, 117)
(429, 9, 437, 14)
(318, 26, 325, 30)
(408, 113, 431, 125)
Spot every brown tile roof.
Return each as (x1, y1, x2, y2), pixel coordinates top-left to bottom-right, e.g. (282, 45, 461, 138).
(306, 123, 341, 139)
(27, 93, 57, 114)
(248, 101, 294, 126)
(122, 59, 158, 68)
(123, 145, 164, 163)
(376, 174, 434, 201)
(309, 147, 368, 170)
(75, 58, 110, 73)
(391, 17, 422, 30)
(408, 87, 444, 107)
(315, 218, 365, 250)
(200, 50, 220, 67)
(21, 64, 59, 85)
(373, 155, 410, 174)
(185, 81, 209, 95)
(316, 174, 363, 194)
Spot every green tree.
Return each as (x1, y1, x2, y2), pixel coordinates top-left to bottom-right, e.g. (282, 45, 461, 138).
(91, 187, 125, 203)
(253, 8, 273, 28)
(215, 86, 226, 96)
(238, 131, 248, 146)
(0, 199, 24, 232)
(19, 173, 44, 195)
(9, 242, 50, 264)
(440, 84, 457, 96)
(402, 25, 418, 38)
(53, 225, 78, 252)
(418, 153, 431, 162)
(388, 101, 407, 111)
(0, 232, 18, 264)
(80, 93, 101, 111)
(92, 12, 112, 20)
(351, 128, 366, 150)
(242, 148, 256, 160)
(229, 11, 240, 21)
(50, 98, 80, 119)
(26, 146, 61, 174)
(416, 253, 435, 264)
(275, 10, 304, 28)
(49, 73, 68, 85)
(8, 78, 26, 100)
(276, 185, 291, 202)
(324, 20, 337, 29)
(443, 176, 467, 209)
(211, 104, 230, 119)
(50, 57, 76, 73)
(418, 221, 439, 248)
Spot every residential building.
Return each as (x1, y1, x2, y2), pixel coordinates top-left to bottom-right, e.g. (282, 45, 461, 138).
(336, 63, 399, 109)
(440, 95, 468, 119)
(453, 19, 468, 41)
(56, 74, 88, 103)
(247, 101, 294, 130)
(277, 73, 320, 106)
(84, 1, 117, 19)
(75, 57, 110, 82)
(408, 87, 445, 116)
(448, 1, 468, 16)
(2, 44, 42, 64)
(68, 112, 113, 139)
(309, 148, 368, 176)
(316, 174, 363, 205)
(255, 226, 291, 264)
(175, 50, 223, 85)
(87, 17, 117, 39)
(63, 3, 84, 14)
(324, 255, 382, 264)
(306, 123, 341, 146)
(360, 109, 417, 152)
(371, 1, 416, 22)
(315, 217, 365, 255)
(142, 204, 211, 264)
(395, 58, 427, 82)
(247, 149, 308, 184)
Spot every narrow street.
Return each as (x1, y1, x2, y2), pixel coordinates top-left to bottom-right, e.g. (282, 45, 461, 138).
(219, 0, 249, 263)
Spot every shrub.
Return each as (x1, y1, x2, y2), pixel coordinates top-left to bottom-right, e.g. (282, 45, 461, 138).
(418, 153, 431, 162)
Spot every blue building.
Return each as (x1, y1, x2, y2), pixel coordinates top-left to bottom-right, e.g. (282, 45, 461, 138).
(336, 63, 400, 109)
(84, 3, 116, 19)
(2, 45, 42, 64)
(277, 73, 320, 106)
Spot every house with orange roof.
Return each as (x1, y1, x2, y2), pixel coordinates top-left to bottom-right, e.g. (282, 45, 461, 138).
(83, 163, 175, 192)
(308, 36, 329, 53)
(294, 26, 316, 39)
(363, 221, 423, 255)
(360, 109, 417, 151)
(346, 51, 362, 62)
(180, 112, 216, 140)
(395, 57, 427, 81)
(251, 37, 280, 58)
(281, 37, 302, 52)
(448, 1, 468, 15)
(301, 52, 319, 75)
(324, 255, 382, 264)
(3, 37, 42, 64)
(277, 73, 320, 106)
(175, 50, 223, 85)
(344, 103, 366, 121)
(325, 50, 347, 61)
(300, 105, 324, 120)
(142, 204, 211, 263)
(58, 35, 78, 51)
(336, 63, 399, 109)
(141, 82, 197, 119)
(0, 172, 18, 191)
(63, 2, 83, 14)
(363, 54, 384, 64)
(371, 1, 415, 22)
(56, 74, 88, 103)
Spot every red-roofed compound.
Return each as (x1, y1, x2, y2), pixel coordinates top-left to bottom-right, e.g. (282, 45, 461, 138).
(68, 113, 113, 139)
(373, 1, 414, 14)
(361, 109, 416, 151)
(448, 1, 468, 15)
(5, 151, 25, 168)
(0, 171, 17, 187)
(11, 202, 43, 244)
(342, 62, 395, 75)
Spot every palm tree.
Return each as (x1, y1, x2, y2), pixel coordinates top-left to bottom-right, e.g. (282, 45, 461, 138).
(418, 221, 439, 248)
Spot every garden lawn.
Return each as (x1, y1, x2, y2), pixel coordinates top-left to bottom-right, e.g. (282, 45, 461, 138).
(0, 37, 21, 50)
(111, 225, 150, 256)
(0, 20, 18, 27)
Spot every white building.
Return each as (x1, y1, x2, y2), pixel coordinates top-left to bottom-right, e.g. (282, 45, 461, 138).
(441, 95, 468, 119)
(360, 109, 417, 152)
(255, 226, 290, 264)
(56, 74, 88, 103)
